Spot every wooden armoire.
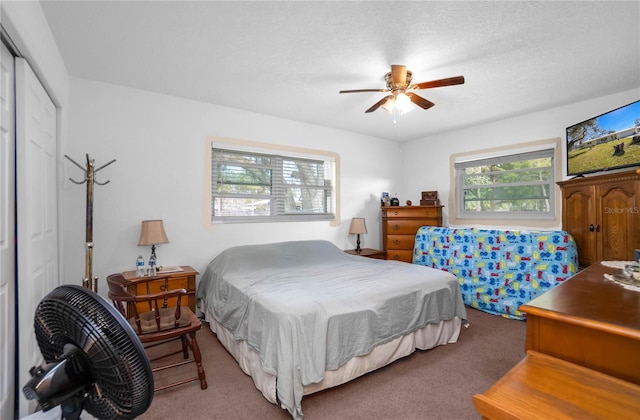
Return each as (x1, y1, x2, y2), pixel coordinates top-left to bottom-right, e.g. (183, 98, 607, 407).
(557, 169, 640, 267)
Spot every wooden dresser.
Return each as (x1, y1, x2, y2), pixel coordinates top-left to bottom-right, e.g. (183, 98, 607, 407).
(381, 205, 443, 263)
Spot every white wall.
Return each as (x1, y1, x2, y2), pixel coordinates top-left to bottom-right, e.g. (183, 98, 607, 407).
(63, 77, 401, 289)
(400, 88, 640, 229)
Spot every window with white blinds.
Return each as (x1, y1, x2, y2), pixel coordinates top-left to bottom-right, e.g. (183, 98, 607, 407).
(455, 147, 556, 220)
(211, 147, 336, 223)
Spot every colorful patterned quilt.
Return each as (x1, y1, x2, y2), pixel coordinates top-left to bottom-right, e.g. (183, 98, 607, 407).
(413, 227, 578, 320)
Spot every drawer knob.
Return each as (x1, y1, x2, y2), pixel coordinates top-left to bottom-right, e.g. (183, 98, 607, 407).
(393, 211, 399, 216)
(393, 254, 401, 260)
(392, 224, 400, 230)
(393, 239, 401, 245)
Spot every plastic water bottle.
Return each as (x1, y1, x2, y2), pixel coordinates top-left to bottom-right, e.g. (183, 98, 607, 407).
(148, 254, 157, 277)
(136, 255, 145, 277)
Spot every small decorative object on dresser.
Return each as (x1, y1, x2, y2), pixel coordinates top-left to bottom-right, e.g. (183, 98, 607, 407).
(420, 190, 440, 206)
(381, 192, 390, 206)
(382, 205, 443, 262)
(344, 248, 386, 259)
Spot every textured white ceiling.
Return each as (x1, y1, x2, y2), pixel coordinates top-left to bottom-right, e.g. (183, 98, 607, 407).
(39, 0, 640, 142)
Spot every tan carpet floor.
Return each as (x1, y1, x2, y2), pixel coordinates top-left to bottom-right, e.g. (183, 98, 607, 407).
(139, 307, 526, 419)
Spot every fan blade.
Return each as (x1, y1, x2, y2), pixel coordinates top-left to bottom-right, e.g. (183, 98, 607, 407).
(390, 65, 407, 85)
(407, 92, 435, 110)
(365, 95, 393, 113)
(412, 75, 465, 90)
(339, 88, 389, 94)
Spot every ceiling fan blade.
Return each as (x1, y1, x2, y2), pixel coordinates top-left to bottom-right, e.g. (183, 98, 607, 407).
(365, 95, 393, 113)
(339, 88, 389, 94)
(411, 75, 465, 90)
(407, 92, 435, 110)
(390, 65, 407, 85)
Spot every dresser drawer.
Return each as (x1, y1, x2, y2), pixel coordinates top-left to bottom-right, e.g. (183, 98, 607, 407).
(131, 276, 193, 313)
(122, 266, 198, 314)
(382, 206, 443, 219)
(386, 235, 416, 250)
(385, 220, 427, 235)
(386, 250, 414, 263)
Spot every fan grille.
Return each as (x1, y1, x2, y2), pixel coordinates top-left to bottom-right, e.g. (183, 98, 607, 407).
(34, 285, 153, 419)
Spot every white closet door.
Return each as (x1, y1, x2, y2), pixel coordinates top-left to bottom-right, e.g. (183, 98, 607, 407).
(0, 41, 16, 420)
(16, 57, 58, 417)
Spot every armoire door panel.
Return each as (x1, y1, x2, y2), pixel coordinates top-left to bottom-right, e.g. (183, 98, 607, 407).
(597, 181, 637, 261)
(562, 186, 596, 267)
(558, 171, 640, 268)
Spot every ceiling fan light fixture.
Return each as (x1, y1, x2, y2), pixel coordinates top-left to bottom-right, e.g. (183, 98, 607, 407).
(395, 93, 414, 114)
(381, 97, 395, 114)
(339, 65, 464, 115)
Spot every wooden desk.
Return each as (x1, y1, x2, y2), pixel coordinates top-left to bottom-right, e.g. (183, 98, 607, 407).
(519, 262, 640, 385)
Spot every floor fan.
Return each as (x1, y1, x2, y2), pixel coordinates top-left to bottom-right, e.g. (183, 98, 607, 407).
(23, 285, 154, 419)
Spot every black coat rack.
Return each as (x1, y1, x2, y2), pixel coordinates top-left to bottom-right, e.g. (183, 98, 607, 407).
(65, 154, 116, 292)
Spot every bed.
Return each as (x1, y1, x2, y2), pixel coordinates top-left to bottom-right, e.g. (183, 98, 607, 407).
(197, 240, 467, 419)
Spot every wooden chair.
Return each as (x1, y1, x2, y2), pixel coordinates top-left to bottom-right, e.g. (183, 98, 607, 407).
(106, 273, 207, 391)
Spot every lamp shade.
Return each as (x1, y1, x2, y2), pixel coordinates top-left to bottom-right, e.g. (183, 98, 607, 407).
(349, 218, 367, 235)
(137, 220, 169, 246)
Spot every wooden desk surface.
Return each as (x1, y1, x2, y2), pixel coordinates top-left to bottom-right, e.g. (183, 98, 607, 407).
(122, 265, 198, 282)
(520, 262, 640, 340)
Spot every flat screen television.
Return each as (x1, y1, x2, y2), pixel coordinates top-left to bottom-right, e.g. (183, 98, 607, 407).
(566, 99, 640, 176)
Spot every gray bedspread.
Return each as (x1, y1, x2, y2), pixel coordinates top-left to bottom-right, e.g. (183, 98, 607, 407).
(197, 240, 466, 419)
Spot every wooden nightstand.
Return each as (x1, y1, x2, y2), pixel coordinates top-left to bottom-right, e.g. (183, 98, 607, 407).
(121, 265, 199, 314)
(344, 248, 386, 259)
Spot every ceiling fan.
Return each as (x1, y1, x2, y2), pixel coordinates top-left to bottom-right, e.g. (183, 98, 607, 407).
(339, 65, 464, 114)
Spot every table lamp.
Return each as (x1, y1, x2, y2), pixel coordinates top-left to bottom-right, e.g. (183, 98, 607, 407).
(137, 219, 169, 262)
(349, 217, 367, 253)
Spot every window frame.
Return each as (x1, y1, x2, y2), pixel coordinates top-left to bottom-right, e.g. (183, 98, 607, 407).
(451, 140, 560, 223)
(208, 139, 339, 224)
